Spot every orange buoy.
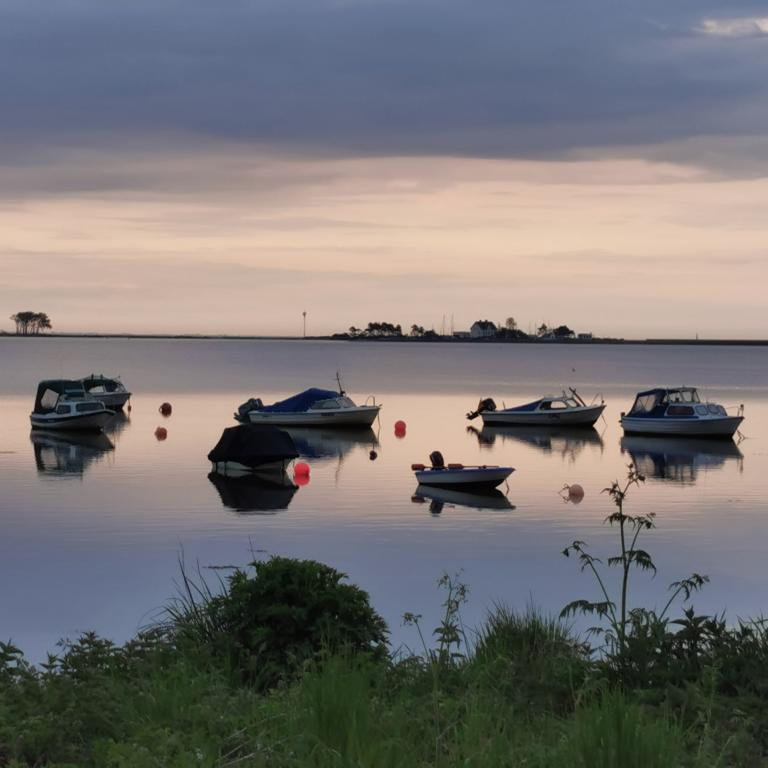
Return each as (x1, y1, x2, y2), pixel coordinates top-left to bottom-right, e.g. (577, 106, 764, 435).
(159, 402, 172, 416)
(294, 462, 310, 476)
(154, 426, 168, 441)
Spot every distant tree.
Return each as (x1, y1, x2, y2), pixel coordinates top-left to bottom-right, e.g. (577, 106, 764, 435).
(553, 325, 575, 339)
(505, 317, 517, 331)
(537, 323, 550, 337)
(348, 326, 362, 338)
(10, 311, 52, 335)
(363, 321, 403, 338)
(410, 324, 426, 337)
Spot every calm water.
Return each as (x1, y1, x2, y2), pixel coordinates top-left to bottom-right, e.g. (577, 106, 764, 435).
(1, 338, 767, 661)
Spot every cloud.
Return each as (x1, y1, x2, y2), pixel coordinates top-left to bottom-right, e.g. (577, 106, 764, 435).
(1, 0, 768, 169)
(697, 16, 768, 37)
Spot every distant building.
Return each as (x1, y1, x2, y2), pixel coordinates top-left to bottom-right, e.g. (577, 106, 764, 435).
(453, 331, 471, 339)
(578, 332, 593, 340)
(470, 320, 497, 339)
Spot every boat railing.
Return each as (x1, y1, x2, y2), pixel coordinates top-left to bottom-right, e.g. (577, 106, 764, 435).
(364, 395, 377, 406)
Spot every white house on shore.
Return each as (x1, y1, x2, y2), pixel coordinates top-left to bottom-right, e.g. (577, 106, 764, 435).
(470, 320, 497, 338)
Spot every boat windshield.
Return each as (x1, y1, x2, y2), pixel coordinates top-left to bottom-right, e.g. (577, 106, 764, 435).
(539, 397, 580, 410)
(664, 389, 700, 404)
(310, 396, 356, 410)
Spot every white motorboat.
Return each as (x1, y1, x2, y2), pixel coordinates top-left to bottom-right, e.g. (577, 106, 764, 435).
(235, 387, 380, 427)
(468, 389, 605, 426)
(81, 374, 132, 410)
(30, 380, 114, 431)
(620, 387, 743, 438)
(412, 451, 514, 490)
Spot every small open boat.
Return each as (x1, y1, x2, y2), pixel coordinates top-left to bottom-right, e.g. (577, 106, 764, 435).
(620, 387, 744, 438)
(468, 389, 605, 426)
(412, 451, 514, 490)
(81, 374, 132, 410)
(235, 387, 380, 427)
(30, 380, 114, 431)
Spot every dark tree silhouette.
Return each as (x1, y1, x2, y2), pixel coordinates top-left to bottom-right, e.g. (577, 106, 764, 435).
(10, 311, 53, 335)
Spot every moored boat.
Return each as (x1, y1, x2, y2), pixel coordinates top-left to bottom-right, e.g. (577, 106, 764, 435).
(81, 374, 132, 410)
(30, 380, 114, 431)
(468, 389, 605, 426)
(412, 451, 514, 490)
(235, 387, 380, 427)
(208, 424, 299, 476)
(620, 387, 743, 438)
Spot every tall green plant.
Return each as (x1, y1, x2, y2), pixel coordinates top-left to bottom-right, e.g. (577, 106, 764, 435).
(561, 465, 708, 671)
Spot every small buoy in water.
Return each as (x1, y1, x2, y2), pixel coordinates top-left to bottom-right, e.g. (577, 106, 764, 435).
(159, 402, 172, 416)
(394, 420, 406, 438)
(560, 483, 584, 504)
(127, 403, 132, 412)
(294, 462, 310, 477)
(154, 426, 168, 441)
(294, 472, 310, 487)
(369, 450, 378, 461)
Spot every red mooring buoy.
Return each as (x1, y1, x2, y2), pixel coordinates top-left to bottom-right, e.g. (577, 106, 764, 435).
(159, 402, 172, 416)
(154, 426, 168, 441)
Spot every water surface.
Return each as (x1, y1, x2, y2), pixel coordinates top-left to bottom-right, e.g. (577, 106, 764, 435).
(1, 338, 766, 660)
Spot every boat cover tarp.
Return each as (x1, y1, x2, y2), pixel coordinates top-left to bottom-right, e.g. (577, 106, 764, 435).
(207, 424, 299, 467)
(33, 379, 88, 414)
(260, 388, 339, 413)
(506, 399, 543, 412)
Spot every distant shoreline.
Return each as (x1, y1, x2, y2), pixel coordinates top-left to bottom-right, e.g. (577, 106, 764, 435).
(2, 333, 768, 346)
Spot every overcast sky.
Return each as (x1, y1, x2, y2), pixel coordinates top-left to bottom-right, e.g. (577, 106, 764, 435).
(2, 0, 767, 336)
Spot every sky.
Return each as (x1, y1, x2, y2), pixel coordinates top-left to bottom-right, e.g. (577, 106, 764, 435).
(1, 0, 767, 338)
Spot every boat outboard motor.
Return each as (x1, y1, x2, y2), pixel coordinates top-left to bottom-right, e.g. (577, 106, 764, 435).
(236, 397, 263, 420)
(466, 398, 497, 420)
(429, 450, 445, 469)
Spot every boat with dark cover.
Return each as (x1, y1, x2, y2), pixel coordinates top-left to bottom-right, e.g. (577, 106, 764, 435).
(30, 380, 114, 431)
(208, 424, 299, 475)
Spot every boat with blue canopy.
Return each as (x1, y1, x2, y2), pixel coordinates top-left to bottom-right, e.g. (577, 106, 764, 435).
(235, 387, 380, 427)
(620, 387, 743, 438)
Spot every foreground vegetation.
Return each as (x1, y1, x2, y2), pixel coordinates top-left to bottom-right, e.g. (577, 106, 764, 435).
(2, 469, 768, 766)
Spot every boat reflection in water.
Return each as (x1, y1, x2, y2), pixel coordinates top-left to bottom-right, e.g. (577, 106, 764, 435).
(208, 471, 298, 514)
(283, 428, 379, 463)
(411, 485, 515, 515)
(103, 411, 131, 440)
(620, 436, 744, 485)
(469, 425, 603, 461)
(31, 430, 115, 477)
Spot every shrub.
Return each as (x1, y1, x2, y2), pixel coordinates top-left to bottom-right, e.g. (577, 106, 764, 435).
(171, 556, 389, 687)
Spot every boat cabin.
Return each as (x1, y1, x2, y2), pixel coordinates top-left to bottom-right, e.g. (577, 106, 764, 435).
(627, 387, 726, 419)
(33, 380, 97, 415)
(510, 393, 586, 413)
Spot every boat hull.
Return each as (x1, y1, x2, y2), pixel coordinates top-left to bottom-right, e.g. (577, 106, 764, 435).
(414, 466, 514, 490)
(30, 410, 114, 432)
(620, 415, 743, 438)
(482, 404, 604, 426)
(246, 406, 380, 427)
